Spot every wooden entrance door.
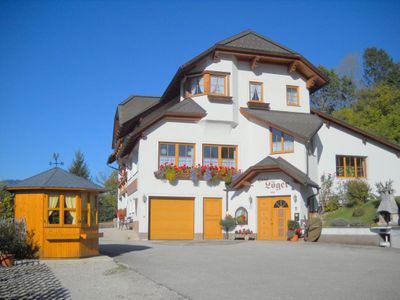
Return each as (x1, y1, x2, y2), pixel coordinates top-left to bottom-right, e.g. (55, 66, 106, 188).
(203, 198, 222, 240)
(258, 196, 291, 240)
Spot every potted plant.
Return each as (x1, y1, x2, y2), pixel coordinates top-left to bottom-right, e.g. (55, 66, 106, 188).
(220, 214, 236, 240)
(287, 220, 300, 241)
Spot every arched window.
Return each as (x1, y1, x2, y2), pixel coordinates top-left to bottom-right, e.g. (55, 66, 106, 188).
(274, 200, 289, 208)
(235, 207, 248, 225)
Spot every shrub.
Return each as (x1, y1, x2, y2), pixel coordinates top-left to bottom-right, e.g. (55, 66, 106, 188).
(349, 221, 368, 227)
(0, 220, 39, 259)
(352, 207, 365, 217)
(345, 180, 371, 207)
(330, 218, 349, 227)
(325, 196, 340, 212)
(288, 220, 300, 231)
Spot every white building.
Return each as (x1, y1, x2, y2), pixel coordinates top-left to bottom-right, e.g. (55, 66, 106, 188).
(108, 30, 400, 240)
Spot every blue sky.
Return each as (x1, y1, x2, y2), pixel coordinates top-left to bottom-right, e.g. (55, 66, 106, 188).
(1, 0, 399, 181)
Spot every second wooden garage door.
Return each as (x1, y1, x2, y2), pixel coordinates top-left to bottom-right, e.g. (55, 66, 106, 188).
(149, 198, 194, 240)
(203, 198, 222, 240)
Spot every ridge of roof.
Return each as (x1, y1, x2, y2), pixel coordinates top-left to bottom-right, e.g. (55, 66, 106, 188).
(216, 29, 297, 55)
(311, 108, 400, 153)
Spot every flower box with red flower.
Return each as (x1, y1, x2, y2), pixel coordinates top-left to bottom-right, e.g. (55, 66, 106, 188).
(233, 228, 255, 240)
(154, 163, 241, 184)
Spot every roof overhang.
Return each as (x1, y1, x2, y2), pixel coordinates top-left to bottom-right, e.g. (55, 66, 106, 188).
(230, 158, 319, 189)
(113, 110, 206, 161)
(240, 108, 323, 142)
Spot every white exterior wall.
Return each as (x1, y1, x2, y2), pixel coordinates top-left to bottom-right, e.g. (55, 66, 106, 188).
(316, 123, 400, 193)
(118, 54, 400, 239)
(134, 115, 311, 236)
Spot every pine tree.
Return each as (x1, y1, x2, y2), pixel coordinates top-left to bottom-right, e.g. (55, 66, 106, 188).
(69, 150, 90, 179)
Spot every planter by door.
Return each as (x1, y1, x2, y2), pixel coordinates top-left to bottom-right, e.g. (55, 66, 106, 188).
(0, 254, 14, 267)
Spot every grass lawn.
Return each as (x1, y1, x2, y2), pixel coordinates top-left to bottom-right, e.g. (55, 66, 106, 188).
(322, 199, 379, 227)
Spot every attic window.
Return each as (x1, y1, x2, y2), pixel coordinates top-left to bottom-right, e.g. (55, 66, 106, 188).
(287, 86, 299, 106)
(249, 82, 263, 101)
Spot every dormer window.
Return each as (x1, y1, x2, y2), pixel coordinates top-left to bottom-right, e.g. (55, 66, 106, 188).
(271, 128, 294, 154)
(287, 85, 299, 106)
(185, 72, 229, 97)
(249, 82, 263, 101)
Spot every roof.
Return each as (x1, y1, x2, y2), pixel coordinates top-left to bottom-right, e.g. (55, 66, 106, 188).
(241, 108, 323, 141)
(216, 30, 297, 55)
(161, 30, 328, 102)
(109, 98, 207, 162)
(117, 95, 161, 125)
(6, 168, 105, 192)
(311, 108, 400, 154)
(231, 156, 319, 189)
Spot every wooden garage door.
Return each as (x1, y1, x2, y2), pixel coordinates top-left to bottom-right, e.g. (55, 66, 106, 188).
(203, 198, 222, 240)
(150, 198, 194, 240)
(258, 196, 291, 240)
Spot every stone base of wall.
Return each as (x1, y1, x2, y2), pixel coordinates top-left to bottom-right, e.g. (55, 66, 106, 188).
(319, 234, 380, 246)
(138, 232, 148, 240)
(194, 234, 203, 240)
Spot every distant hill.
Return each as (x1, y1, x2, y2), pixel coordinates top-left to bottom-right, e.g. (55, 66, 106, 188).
(0, 180, 21, 187)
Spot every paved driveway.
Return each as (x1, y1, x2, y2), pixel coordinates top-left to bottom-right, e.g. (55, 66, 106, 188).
(100, 240, 400, 300)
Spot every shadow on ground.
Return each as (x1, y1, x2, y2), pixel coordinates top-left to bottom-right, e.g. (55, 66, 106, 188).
(100, 244, 151, 257)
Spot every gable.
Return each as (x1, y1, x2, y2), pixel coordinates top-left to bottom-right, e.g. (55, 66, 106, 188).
(311, 108, 400, 155)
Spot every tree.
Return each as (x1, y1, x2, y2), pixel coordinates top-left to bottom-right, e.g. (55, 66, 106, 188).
(363, 47, 400, 87)
(333, 84, 400, 144)
(96, 171, 118, 222)
(68, 150, 90, 179)
(0, 183, 14, 219)
(311, 65, 356, 113)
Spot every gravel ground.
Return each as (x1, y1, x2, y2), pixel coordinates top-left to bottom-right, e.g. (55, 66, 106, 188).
(0, 260, 70, 299)
(44, 255, 185, 300)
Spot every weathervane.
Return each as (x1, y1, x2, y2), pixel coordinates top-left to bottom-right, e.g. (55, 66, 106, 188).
(49, 153, 64, 167)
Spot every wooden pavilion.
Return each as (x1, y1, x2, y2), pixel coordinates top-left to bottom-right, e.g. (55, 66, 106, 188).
(7, 167, 105, 258)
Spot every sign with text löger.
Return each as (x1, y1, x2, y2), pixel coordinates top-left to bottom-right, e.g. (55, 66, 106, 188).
(264, 179, 291, 194)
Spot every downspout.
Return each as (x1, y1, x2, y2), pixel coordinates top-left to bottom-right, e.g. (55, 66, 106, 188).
(305, 138, 320, 218)
(305, 139, 310, 176)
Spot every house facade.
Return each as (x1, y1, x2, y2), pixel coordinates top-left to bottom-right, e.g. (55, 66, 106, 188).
(108, 30, 400, 240)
